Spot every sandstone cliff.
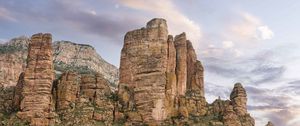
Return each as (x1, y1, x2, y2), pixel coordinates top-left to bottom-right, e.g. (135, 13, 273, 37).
(0, 39, 118, 89)
(116, 18, 255, 126)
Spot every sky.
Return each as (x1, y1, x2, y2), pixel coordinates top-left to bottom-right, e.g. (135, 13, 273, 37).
(0, 0, 299, 125)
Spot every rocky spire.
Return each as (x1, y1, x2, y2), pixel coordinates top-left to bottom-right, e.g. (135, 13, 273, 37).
(16, 33, 55, 125)
(117, 18, 207, 124)
(230, 83, 248, 116)
(266, 121, 274, 126)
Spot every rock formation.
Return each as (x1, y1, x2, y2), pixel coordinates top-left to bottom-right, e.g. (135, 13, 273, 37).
(52, 73, 114, 126)
(0, 18, 258, 126)
(55, 72, 79, 111)
(117, 18, 254, 126)
(0, 36, 29, 87)
(0, 39, 118, 89)
(117, 18, 203, 124)
(118, 18, 169, 124)
(230, 83, 248, 116)
(16, 33, 55, 126)
(266, 121, 274, 126)
(53, 41, 119, 87)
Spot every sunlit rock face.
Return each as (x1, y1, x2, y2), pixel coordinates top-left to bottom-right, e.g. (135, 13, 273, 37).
(0, 18, 256, 126)
(117, 18, 207, 125)
(16, 33, 55, 126)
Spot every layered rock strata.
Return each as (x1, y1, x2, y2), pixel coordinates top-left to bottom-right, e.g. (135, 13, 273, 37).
(16, 33, 55, 126)
(117, 18, 207, 125)
(0, 38, 119, 89)
(117, 18, 254, 126)
(0, 18, 258, 126)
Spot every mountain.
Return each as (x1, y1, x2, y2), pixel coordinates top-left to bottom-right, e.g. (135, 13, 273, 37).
(0, 37, 118, 89)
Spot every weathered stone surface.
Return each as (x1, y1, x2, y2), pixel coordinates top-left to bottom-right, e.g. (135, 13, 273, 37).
(17, 33, 55, 125)
(174, 33, 187, 96)
(266, 121, 274, 126)
(0, 37, 119, 90)
(165, 35, 178, 117)
(118, 18, 169, 123)
(55, 72, 79, 110)
(55, 73, 114, 126)
(13, 72, 25, 110)
(53, 41, 119, 89)
(230, 83, 247, 116)
(0, 36, 28, 87)
(0, 18, 256, 126)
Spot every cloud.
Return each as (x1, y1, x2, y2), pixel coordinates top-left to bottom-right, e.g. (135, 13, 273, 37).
(222, 41, 234, 48)
(119, 0, 202, 50)
(226, 12, 274, 42)
(202, 50, 286, 85)
(245, 85, 300, 126)
(256, 26, 274, 40)
(0, 7, 16, 22)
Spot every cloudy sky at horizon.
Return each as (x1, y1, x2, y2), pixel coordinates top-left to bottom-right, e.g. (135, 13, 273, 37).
(1, 0, 300, 125)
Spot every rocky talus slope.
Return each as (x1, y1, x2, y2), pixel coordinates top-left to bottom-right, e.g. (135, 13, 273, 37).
(0, 38, 118, 89)
(0, 18, 274, 126)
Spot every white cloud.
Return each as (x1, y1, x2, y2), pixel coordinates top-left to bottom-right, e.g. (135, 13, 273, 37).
(119, 0, 202, 51)
(222, 41, 234, 48)
(256, 25, 274, 40)
(227, 12, 274, 42)
(88, 10, 97, 15)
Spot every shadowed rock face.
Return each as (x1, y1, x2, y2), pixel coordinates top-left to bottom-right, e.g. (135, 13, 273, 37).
(17, 33, 55, 126)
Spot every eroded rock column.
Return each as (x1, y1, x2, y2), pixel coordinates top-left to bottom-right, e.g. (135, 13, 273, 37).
(230, 83, 247, 116)
(174, 33, 187, 96)
(118, 18, 169, 124)
(17, 33, 54, 126)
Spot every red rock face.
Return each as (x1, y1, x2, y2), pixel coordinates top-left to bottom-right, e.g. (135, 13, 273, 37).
(118, 18, 169, 123)
(174, 33, 188, 96)
(230, 83, 248, 116)
(17, 33, 54, 125)
(118, 18, 207, 124)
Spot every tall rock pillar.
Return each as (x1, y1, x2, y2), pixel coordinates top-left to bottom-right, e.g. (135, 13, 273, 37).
(174, 33, 187, 96)
(118, 18, 169, 124)
(230, 83, 248, 116)
(17, 33, 54, 126)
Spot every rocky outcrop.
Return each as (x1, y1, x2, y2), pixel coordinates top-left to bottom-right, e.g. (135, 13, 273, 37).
(117, 18, 254, 126)
(230, 83, 247, 116)
(53, 73, 114, 126)
(118, 18, 169, 124)
(0, 39, 118, 89)
(16, 33, 55, 126)
(53, 41, 119, 88)
(55, 72, 79, 111)
(266, 121, 274, 126)
(0, 36, 28, 87)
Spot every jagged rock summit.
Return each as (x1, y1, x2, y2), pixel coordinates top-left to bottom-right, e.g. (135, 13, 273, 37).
(0, 18, 262, 126)
(116, 18, 255, 125)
